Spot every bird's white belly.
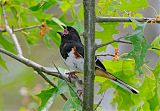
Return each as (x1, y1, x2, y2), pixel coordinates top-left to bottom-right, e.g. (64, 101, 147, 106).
(65, 51, 84, 72)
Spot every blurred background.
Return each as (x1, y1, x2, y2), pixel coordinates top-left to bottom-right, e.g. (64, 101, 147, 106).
(0, 0, 160, 111)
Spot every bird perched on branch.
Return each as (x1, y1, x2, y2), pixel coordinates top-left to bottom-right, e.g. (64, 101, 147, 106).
(57, 25, 139, 94)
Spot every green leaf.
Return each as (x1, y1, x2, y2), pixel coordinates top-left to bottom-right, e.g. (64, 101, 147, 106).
(46, 20, 62, 46)
(112, 67, 155, 111)
(30, 0, 57, 11)
(125, 22, 150, 74)
(113, 0, 148, 12)
(148, 59, 160, 110)
(50, 31, 61, 46)
(43, 34, 52, 48)
(97, 80, 111, 94)
(37, 79, 68, 111)
(95, 22, 118, 52)
(101, 59, 135, 75)
(10, 7, 18, 20)
(96, 59, 138, 94)
(59, 0, 75, 13)
(97, 0, 119, 16)
(72, 21, 84, 34)
(0, 34, 15, 53)
(31, 10, 52, 21)
(37, 88, 58, 111)
(63, 97, 81, 111)
(57, 79, 69, 95)
(51, 17, 65, 27)
(151, 35, 160, 55)
(96, 59, 156, 110)
(0, 56, 8, 70)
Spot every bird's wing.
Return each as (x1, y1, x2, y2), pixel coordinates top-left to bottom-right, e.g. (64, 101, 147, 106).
(74, 43, 139, 94)
(75, 43, 107, 71)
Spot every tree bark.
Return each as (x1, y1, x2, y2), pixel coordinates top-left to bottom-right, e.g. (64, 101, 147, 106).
(83, 0, 95, 111)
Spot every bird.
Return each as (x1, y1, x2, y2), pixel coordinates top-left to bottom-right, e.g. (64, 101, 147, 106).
(57, 25, 139, 94)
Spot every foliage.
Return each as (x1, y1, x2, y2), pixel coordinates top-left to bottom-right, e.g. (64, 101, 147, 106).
(151, 35, 160, 55)
(0, 0, 160, 111)
(125, 21, 150, 74)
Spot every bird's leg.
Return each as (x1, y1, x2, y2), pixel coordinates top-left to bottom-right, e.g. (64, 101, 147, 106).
(77, 89, 83, 97)
(66, 71, 79, 82)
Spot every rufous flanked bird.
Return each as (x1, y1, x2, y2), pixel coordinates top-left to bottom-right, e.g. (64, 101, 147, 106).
(57, 25, 139, 94)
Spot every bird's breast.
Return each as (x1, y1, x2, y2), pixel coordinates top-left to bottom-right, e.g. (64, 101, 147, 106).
(64, 49, 84, 72)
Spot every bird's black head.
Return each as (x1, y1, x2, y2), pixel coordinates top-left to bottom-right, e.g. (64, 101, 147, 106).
(57, 25, 81, 43)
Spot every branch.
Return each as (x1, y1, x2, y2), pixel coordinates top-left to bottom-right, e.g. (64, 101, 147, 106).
(95, 37, 131, 49)
(96, 16, 160, 23)
(0, 48, 83, 102)
(36, 70, 67, 101)
(152, 47, 160, 50)
(0, 48, 62, 78)
(1, 3, 23, 56)
(94, 93, 105, 111)
(0, 25, 41, 33)
(96, 54, 114, 57)
(14, 25, 41, 32)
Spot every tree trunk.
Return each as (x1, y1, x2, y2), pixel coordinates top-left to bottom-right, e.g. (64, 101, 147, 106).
(83, 0, 95, 111)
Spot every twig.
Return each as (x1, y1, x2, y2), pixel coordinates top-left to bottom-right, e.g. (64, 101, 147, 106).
(0, 25, 41, 33)
(96, 37, 159, 51)
(96, 54, 114, 57)
(94, 93, 105, 111)
(14, 25, 41, 32)
(1, 3, 23, 56)
(96, 16, 160, 23)
(95, 36, 131, 49)
(36, 70, 68, 101)
(53, 63, 83, 103)
(152, 47, 160, 50)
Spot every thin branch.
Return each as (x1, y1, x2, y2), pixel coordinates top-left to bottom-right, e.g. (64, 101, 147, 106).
(0, 48, 62, 78)
(152, 47, 160, 50)
(94, 93, 105, 111)
(36, 70, 68, 101)
(14, 25, 41, 32)
(0, 25, 41, 33)
(1, 3, 23, 56)
(118, 40, 132, 44)
(95, 36, 131, 49)
(96, 54, 114, 57)
(96, 16, 160, 23)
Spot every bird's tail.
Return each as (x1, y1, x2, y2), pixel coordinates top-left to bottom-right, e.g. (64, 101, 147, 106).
(95, 68, 139, 94)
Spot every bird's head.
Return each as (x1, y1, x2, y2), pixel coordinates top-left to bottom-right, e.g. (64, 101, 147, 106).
(57, 25, 81, 42)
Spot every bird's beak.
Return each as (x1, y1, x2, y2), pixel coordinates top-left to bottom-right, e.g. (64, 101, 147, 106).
(57, 25, 68, 36)
(57, 32, 63, 36)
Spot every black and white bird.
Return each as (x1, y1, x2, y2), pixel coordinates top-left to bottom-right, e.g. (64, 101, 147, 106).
(57, 25, 139, 94)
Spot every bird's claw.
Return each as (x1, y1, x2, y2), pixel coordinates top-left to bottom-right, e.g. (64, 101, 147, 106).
(77, 89, 83, 97)
(66, 71, 79, 82)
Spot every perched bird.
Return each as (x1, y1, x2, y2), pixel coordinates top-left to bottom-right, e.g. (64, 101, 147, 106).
(57, 25, 139, 94)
